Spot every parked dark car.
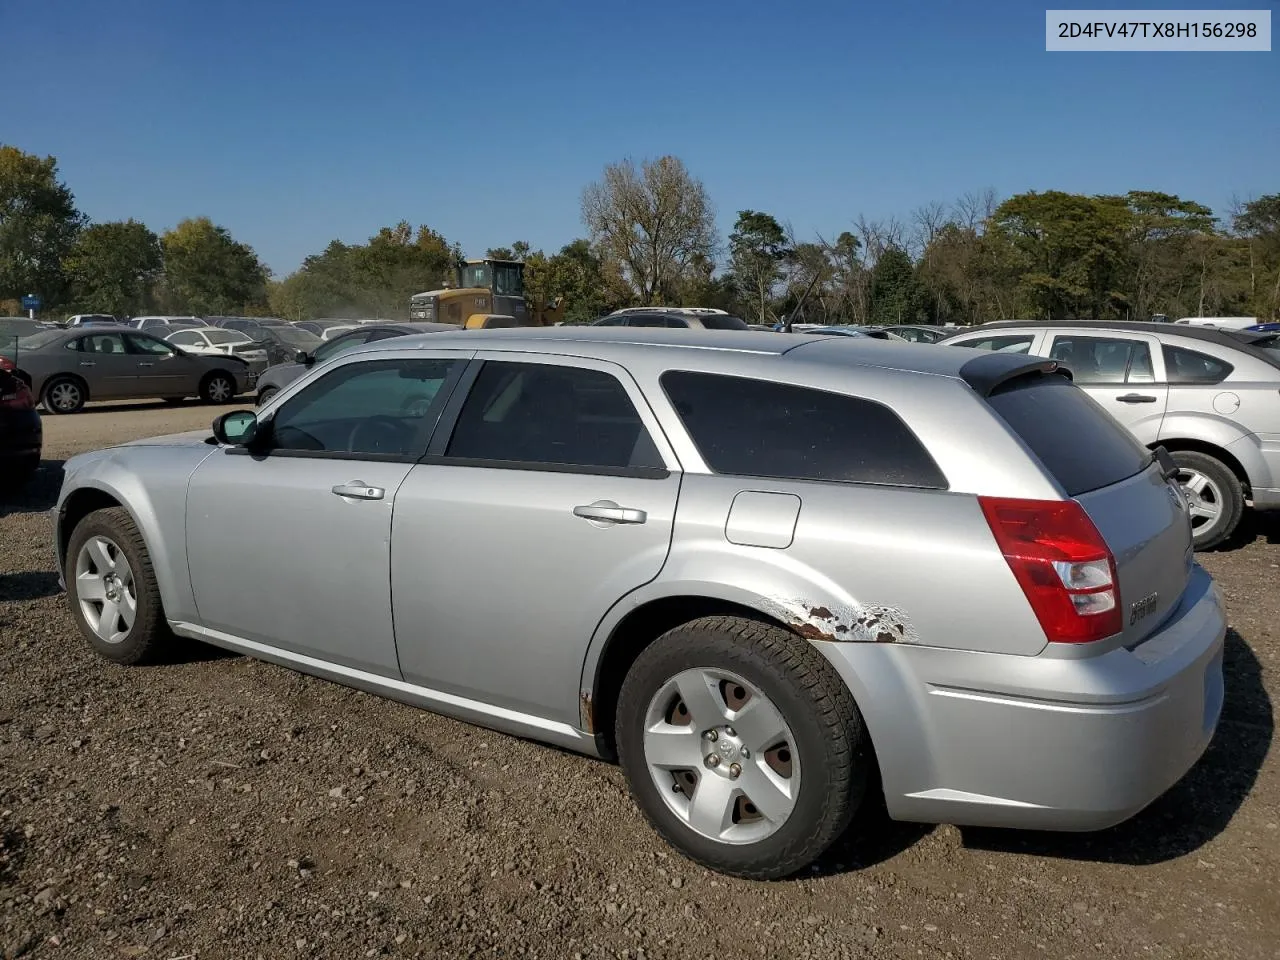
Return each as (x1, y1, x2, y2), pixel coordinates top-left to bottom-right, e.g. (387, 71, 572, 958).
(0, 360, 42, 490)
(207, 316, 293, 336)
(254, 322, 456, 405)
(233, 324, 323, 366)
(293, 318, 360, 338)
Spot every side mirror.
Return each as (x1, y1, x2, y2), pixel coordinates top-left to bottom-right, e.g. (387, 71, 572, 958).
(212, 410, 260, 446)
(295, 350, 313, 366)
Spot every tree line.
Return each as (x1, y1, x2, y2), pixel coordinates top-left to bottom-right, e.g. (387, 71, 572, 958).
(2, 144, 1275, 325)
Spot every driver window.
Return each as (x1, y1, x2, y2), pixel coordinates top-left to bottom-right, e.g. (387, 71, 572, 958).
(125, 334, 176, 356)
(268, 357, 460, 459)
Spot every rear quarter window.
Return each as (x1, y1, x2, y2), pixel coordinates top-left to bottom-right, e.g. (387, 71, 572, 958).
(1162, 344, 1234, 384)
(660, 371, 947, 488)
(986, 374, 1151, 496)
(698, 315, 750, 330)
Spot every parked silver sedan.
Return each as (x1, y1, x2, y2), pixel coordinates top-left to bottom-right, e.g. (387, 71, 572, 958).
(52, 328, 1224, 879)
(4, 325, 256, 414)
(942, 321, 1280, 548)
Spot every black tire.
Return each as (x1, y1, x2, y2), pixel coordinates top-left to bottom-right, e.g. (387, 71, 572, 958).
(256, 386, 278, 407)
(65, 506, 171, 665)
(1172, 450, 1244, 550)
(615, 615, 869, 880)
(199, 371, 236, 405)
(42, 375, 87, 414)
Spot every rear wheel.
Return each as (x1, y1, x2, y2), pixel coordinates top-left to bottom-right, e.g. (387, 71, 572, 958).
(42, 376, 86, 414)
(65, 507, 171, 665)
(200, 372, 236, 404)
(615, 615, 869, 880)
(1172, 450, 1243, 550)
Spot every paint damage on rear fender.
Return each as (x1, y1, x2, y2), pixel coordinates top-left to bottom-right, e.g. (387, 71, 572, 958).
(762, 597, 919, 644)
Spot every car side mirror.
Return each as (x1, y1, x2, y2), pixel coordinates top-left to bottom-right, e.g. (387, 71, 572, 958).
(212, 410, 260, 446)
(295, 350, 313, 366)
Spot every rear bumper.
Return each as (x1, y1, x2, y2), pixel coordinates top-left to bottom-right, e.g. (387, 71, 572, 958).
(816, 565, 1226, 831)
(0, 410, 42, 466)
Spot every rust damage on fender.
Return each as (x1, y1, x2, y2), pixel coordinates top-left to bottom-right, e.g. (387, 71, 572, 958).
(579, 689, 595, 734)
(762, 597, 919, 645)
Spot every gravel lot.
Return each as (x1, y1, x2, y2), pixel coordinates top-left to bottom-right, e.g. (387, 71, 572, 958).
(2, 400, 1277, 960)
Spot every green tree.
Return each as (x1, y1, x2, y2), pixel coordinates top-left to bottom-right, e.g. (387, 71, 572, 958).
(63, 219, 162, 316)
(581, 155, 718, 304)
(1123, 191, 1217, 320)
(158, 217, 269, 315)
(1234, 194, 1280, 319)
(868, 245, 924, 325)
(270, 222, 457, 320)
(0, 145, 84, 309)
(988, 191, 1131, 320)
(729, 210, 790, 324)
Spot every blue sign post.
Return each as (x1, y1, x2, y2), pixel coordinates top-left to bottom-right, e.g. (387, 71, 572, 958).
(20, 293, 41, 318)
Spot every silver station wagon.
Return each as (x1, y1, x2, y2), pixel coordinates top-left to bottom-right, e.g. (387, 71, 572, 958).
(53, 328, 1225, 879)
(943, 321, 1280, 548)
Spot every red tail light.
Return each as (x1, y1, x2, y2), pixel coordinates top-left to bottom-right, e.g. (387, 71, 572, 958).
(0, 355, 14, 372)
(979, 496, 1122, 644)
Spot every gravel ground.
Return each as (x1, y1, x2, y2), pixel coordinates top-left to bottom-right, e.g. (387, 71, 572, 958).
(2, 400, 1276, 960)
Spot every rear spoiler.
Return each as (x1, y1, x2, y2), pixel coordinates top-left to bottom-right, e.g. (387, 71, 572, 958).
(958, 353, 1072, 397)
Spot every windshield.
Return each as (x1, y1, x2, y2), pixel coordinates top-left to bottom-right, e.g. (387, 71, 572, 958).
(205, 329, 252, 345)
(313, 332, 377, 361)
(273, 327, 322, 348)
(493, 263, 523, 296)
(462, 264, 490, 289)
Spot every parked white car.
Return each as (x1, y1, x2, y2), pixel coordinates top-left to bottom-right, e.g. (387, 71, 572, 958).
(164, 327, 270, 373)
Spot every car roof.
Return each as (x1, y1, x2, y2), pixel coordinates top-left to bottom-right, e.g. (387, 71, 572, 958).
(946, 319, 1280, 364)
(354, 324, 1048, 388)
(945, 318, 1259, 345)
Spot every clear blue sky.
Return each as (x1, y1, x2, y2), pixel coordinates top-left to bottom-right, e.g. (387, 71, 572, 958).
(3, 0, 1275, 275)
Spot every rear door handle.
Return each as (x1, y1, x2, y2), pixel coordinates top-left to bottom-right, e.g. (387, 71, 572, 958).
(573, 501, 647, 525)
(1116, 393, 1158, 403)
(331, 482, 385, 501)
(79, 361, 95, 367)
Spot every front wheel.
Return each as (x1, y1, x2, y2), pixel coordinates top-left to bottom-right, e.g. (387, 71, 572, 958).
(1172, 450, 1243, 550)
(65, 506, 171, 665)
(256, 386, 278, 407)
(42, 376, 86, 414)
(615, 616, 869, 880)
(200, 372, 236, 404)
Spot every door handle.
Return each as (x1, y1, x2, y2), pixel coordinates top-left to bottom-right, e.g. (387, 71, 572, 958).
(137, 362, 154, 367)
(79, 361, 96, 367)
(573, 501, 647, 525)
(331, 482, 385, 501)
(1116, 393, 1158, 403)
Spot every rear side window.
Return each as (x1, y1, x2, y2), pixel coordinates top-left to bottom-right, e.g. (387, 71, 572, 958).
(1162, 345, 1233, 384)
(660, 371, 947, 489)
(625, 314, 679, 328)
(445, 361, 665, 473)
(1048, 335, 1154, 384)
(986, 375, 1151, 496)
(698, 314, 750, 330)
